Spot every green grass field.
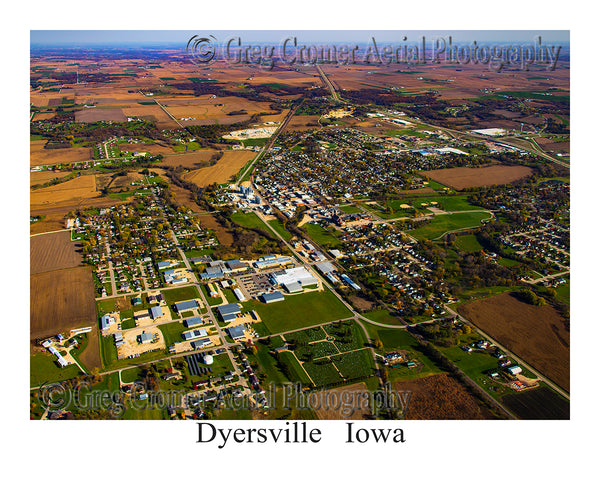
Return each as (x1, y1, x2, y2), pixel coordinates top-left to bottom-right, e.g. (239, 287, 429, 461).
(267, 218, 292, 240)
(250, 290, 352, 335)
(304, 223, 343, 248)
(230, 211, 271, 236)
(362, 309, 404, 325)
(454, 234, 484, 252)
(338, 204, 362, 214)
(162, 286, 200, 305)
(554, 280, 570, 305)
(302, 360, 342, 386)
(278, 351, 313, 385)
(158, 321, 188, 346)
(411, 212, 493, 240)
(30, 353, 82, 386)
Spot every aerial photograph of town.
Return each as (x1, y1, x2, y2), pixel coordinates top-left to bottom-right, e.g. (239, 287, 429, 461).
(29, 29, 571, 423)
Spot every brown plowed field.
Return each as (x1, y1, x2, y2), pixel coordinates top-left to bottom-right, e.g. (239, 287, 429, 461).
(458, 292, 570, 391)
(30, 266, 96, 339)
(75, 108, 126, 123)
(30, 145, 93, 167)
(30, 175, 99, 209)
(395, 373, 496, 419)
(182, 150, 255, 187)
(159, 150, 222, 169)
(117, 143, 175, 156)
(30, 170, 72, 186)
(314, 382, 372, 420)
(420, 165, 533, 190)
(196, 213, 234, 246)
(30, 231, 82, 275)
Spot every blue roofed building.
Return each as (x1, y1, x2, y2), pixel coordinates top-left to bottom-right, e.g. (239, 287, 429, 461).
(261, 291, 285, 303)
(185, 316, 204, 328)
(174, 299, 198, 313)
(227, 325, 246, 341)
(150, 306, 164, 319)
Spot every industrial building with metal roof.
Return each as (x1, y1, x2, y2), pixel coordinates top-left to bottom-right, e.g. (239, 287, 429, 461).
(174, 299, 199, 312)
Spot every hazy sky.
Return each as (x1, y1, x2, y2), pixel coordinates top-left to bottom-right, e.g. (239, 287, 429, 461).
(31, 30, 569, 46)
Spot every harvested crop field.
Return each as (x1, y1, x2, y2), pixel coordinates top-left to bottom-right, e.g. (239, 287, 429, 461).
(30, 170, 72, 187)
(75, 108, 126, 123)
(458, 292, 570, 391)
(502, 386, 569, 420)
(160, 150, 222, 169)
(30, 266, 96, 340)
(395, 373, 496, 419)
(285, 115, 321, 132)
(30, 175, 99, 209)
(30, 145, 93, 167)
(30, 231, 81, 275)
(315, 382, 372, 420)
(196, 213, 234, 246)
(78, 326, 102, 371)
(182, 150, 255, 186)
(420, 165, 533, 190)
(117, 142, 174, 155)
(30, 213, 68, 235)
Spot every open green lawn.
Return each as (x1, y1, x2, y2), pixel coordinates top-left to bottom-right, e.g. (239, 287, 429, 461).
(158, 321, 188, 346)
(397, 195, 479, 212)
(162, 286, 200, 305)
(362, 309, 404, 325)
(30, 353, 82, 386)
(267, 219, 292, 240)
(304, 223, 343, 248)
(277, 351, 313, 385)
(247, 343, 291, 385)
(411, 212, 493, 240)
(120, 366, 143, 383)
(454, 234, 484, 252)
(230, 211, 271, 236)
(250, 290, 352, 335)
(496, 256, 522, 267)
(338, 204, 362, 214)
(554, 280, 570, 305)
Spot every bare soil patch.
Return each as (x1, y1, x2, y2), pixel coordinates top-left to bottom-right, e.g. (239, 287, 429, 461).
(30, 230, 82, 275)
(458, 292, 570, 391)
(30, 266, 96, 340)
(182, 150, 255, 187)
(315, 382, 372, 420)
(75, 108, 126, 123)
(196, 213, 234, 246)
(30, 145, 93, 167)
(395, 373, 496, 419)
(420, 165, 533, 190)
